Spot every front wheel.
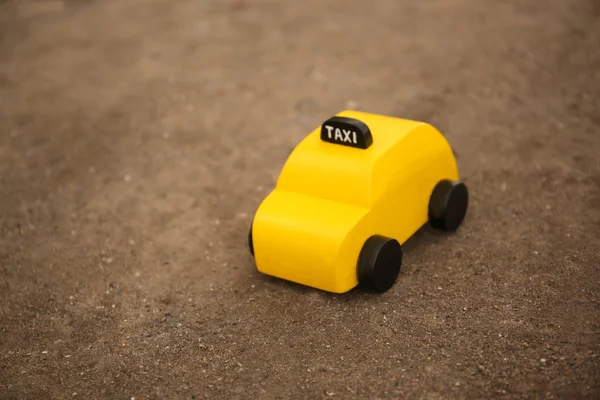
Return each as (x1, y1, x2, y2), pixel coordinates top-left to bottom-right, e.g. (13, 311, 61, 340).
(248, 223, 254, 256)
(357, 235, 403, 293)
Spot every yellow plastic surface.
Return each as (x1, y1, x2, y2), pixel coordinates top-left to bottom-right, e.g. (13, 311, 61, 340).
(251, 110, 459, 293)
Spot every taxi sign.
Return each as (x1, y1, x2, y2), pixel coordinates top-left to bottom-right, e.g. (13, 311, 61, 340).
(320, 116, 373, 149)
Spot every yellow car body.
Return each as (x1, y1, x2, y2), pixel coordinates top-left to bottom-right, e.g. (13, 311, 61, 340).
(249, 110, 466, 294)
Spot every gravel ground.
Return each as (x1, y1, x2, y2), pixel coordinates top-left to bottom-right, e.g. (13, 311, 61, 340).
(1, 0, 599, 399)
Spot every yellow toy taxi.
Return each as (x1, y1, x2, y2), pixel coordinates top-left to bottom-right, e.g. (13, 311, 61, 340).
(248, 110, 468, 294)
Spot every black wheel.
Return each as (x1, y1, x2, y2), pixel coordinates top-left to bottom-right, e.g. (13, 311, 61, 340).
(428, 179, 469, 231)
(357, 235, 402, 293)
(248, 223, 254, 256)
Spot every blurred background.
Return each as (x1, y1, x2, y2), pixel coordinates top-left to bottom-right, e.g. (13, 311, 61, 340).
(1, 0, 599, 399)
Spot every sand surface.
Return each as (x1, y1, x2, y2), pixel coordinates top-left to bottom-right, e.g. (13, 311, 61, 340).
(1, 0, 599, 399)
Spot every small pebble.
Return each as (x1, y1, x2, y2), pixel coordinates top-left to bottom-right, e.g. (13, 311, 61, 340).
(310, 69, 326, 82)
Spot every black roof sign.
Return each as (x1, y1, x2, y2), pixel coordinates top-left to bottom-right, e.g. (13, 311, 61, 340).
(320, 116, 373, 149)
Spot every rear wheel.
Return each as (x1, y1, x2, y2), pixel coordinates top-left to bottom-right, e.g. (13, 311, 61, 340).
(428, 179, 469, 231)
(357, 235, 402, 293)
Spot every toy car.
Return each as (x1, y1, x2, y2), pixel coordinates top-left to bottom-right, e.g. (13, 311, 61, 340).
(248, 110, 468, 294)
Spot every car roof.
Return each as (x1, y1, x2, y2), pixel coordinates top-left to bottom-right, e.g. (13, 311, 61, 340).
(275, 111, 451, 207)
